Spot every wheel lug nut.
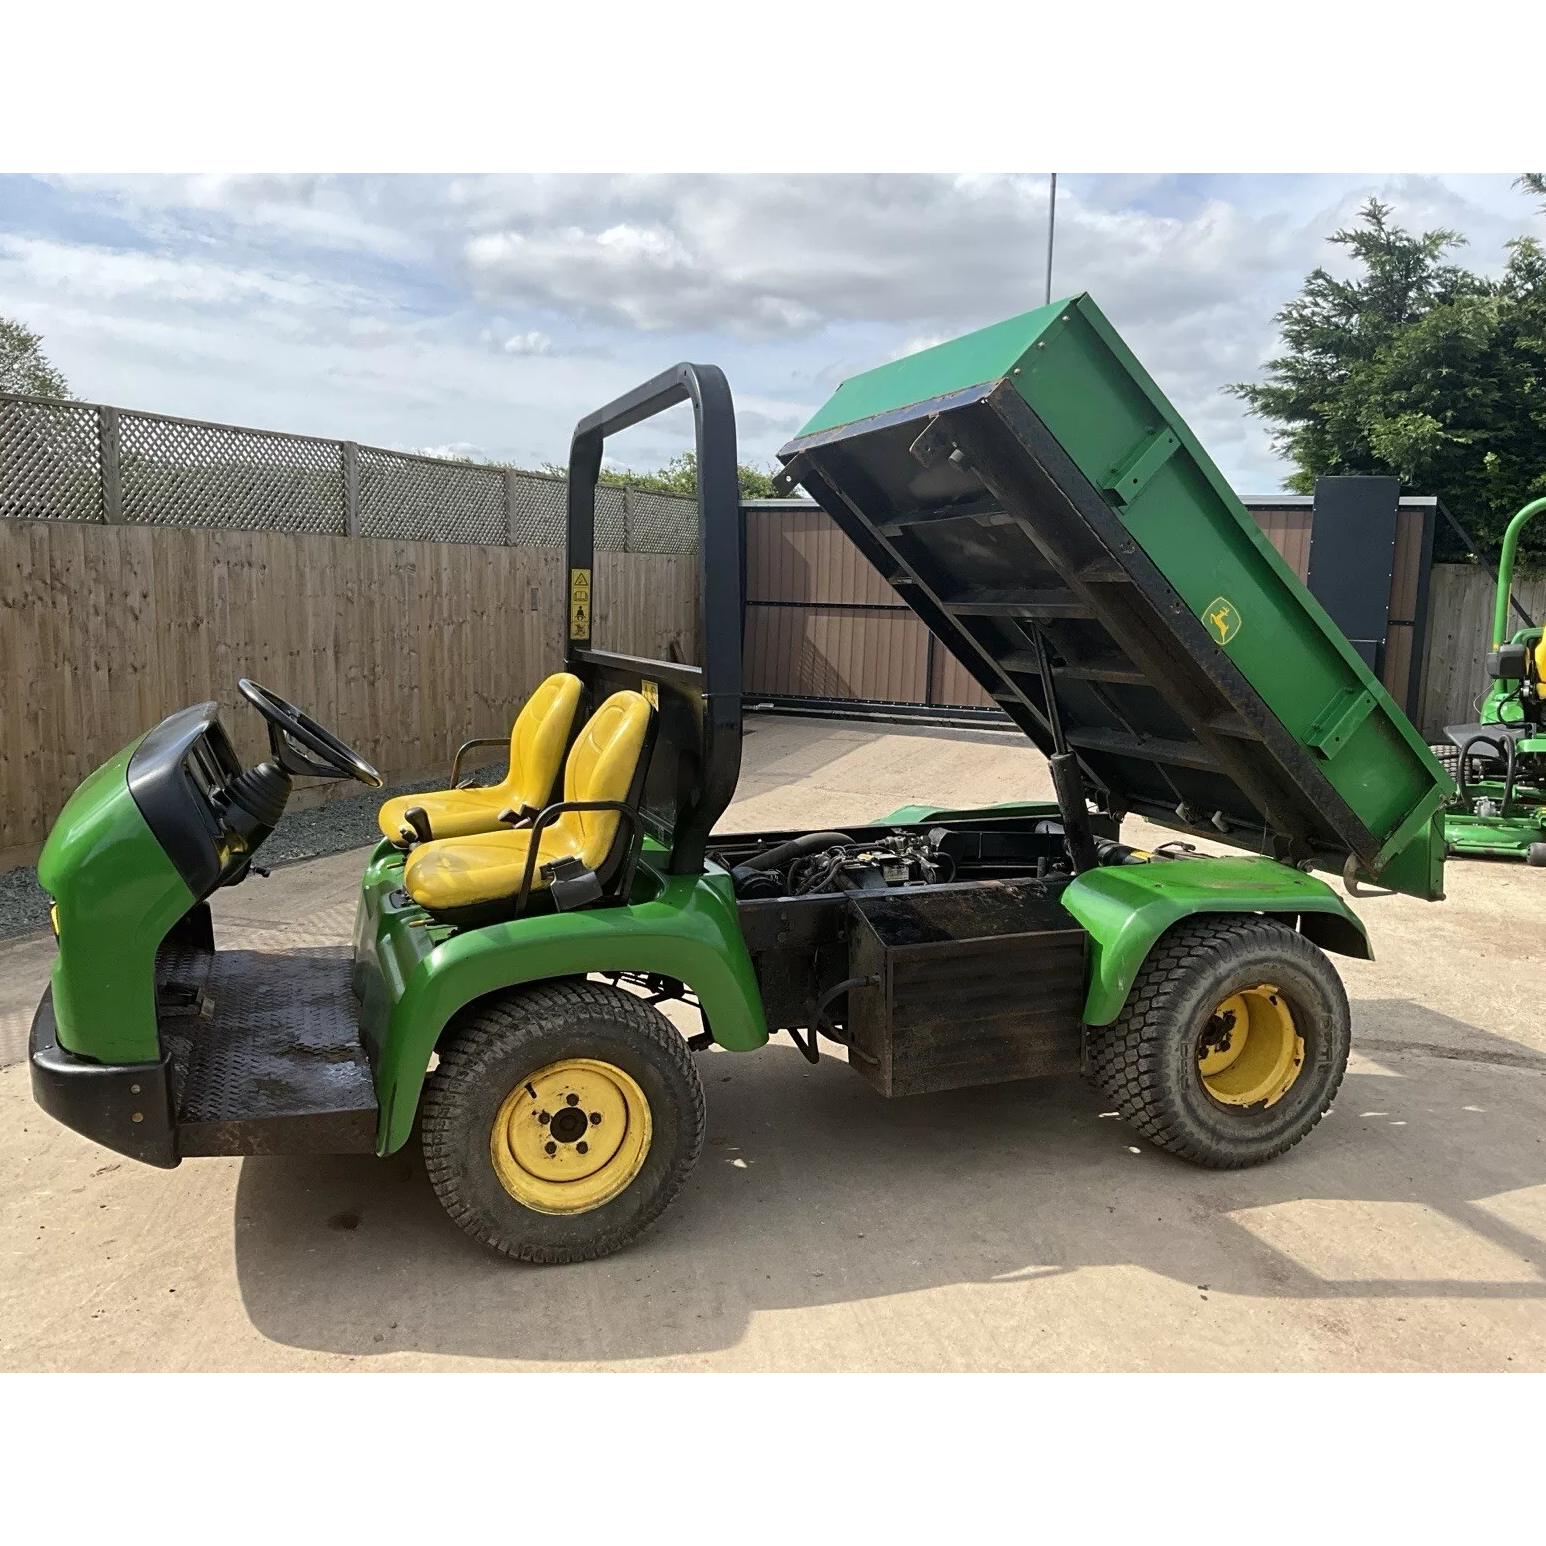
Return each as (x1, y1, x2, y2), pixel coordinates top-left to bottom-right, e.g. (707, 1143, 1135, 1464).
(589, 1111, 602, 1125)
(576, 1141, 589, 1155)
(538, 1111, 550, 1125)
(565, 1093, 580, 1106)
(544, 1141, 557, 1156)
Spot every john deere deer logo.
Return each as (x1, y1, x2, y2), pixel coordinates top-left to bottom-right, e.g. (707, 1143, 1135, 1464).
(1203, 596, 1241, 645)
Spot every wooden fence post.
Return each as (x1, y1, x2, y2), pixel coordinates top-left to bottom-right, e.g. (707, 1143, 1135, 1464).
(505, 467, 519, 544)
(98, 406, 123, 524)
(341, 441, 360, 536)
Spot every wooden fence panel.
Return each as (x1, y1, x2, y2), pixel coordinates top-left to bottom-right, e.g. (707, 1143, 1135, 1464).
(1415, 565, 1546, 740)
(0, 522, 697, 871)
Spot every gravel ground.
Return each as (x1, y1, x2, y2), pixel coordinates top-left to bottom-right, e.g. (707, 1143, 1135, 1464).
(0, 764, 505, 942)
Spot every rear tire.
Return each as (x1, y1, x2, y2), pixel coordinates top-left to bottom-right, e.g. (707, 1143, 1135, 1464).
(422, 979, 705, 1263)
(1526, 843, 1546, 868)
(1087, 915, 1350, 1168)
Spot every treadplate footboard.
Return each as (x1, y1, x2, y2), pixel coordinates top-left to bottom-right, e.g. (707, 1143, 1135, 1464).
(160, 945, 378, 1157)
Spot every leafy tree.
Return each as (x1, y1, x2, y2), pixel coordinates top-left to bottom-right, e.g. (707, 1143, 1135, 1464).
(1231, 195, 1546, 565)
(0, 315, 71, 398)
(599, 450, 782, 500)
(439, 448, 782, 499)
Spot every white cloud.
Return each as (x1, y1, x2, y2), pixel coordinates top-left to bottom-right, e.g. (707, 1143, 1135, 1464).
(502, 330, 552, 355)
(48, 174, 430, 264)
(4, 172, 1538, 493)
(452, 174, 1320, 345)
(892, 333, 953, 359)
(0, 232, 354, 311)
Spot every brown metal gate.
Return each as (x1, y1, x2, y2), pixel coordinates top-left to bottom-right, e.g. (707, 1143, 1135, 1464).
(742, 500, 997, 721)
(742, 495, 1434, 725)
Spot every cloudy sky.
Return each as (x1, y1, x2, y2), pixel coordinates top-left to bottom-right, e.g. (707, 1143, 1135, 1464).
(1, 173, 1540, 491)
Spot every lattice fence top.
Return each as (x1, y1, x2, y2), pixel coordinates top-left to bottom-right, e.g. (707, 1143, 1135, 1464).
(357, 447, 505, 543)
(118, 411, 345, 534)
(0, 391, 700, 552)
(624, 487, 699, 554)
(0, 396, 103, 522)
(507, 471, 567, 546)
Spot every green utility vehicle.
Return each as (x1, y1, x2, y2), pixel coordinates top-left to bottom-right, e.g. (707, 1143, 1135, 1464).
(1437, 496, 1546, 863)
(30, 296, 1454, 1264)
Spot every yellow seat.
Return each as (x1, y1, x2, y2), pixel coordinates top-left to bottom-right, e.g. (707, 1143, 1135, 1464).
(403, 690, 654, 912)
(376, 672, 582, 844)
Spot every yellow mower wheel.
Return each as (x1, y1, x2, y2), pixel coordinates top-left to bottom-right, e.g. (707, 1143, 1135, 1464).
(491, 1057, 653, 1215)
(1087, 915, 1350, 1169)
(1197, 985, 1304, 1108)
(421, 979, 705, 1264)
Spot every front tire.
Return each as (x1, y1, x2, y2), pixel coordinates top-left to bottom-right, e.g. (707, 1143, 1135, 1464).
(422, 979, 705, 1263)
(1087, 915, 1350, 1168)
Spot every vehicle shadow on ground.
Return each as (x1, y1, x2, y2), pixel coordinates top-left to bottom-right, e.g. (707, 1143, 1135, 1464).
(232, 1000, 1546, 1363)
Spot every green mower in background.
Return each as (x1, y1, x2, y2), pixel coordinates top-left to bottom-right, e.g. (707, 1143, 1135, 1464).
(1437, 496, 1546, 864)
(30, 296, 1455, 1264)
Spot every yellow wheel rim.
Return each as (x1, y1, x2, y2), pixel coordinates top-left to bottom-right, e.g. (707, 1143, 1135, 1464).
(490, 1058, 652, 1216)
(1197, 984, 1305, 1108)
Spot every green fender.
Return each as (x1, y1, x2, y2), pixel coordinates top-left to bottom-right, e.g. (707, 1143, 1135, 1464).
(356, 850, 767, 1155)
(1060, 855, 1371, 1027)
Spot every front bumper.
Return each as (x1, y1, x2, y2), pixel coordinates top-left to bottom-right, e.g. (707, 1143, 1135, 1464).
(29, 989, 178, 1168)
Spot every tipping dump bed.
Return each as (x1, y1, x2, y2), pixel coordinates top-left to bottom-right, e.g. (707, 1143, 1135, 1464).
(777, 295, 1452, 900)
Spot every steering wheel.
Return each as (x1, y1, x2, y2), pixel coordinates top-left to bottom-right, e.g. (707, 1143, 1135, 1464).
(238, 679, 383, 788)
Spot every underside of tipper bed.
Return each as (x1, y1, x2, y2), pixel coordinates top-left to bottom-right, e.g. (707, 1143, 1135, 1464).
(776, 296, 1452, 901)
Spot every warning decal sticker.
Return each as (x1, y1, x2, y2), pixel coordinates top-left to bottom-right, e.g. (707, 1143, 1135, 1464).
(569, 567, 592, 640)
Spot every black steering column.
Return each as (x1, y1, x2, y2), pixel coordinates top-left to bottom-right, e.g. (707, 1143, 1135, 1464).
(219, 679, 383, 844)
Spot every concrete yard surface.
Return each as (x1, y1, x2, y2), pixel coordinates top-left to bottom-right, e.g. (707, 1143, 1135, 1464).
(3, 714, 1545, 1371)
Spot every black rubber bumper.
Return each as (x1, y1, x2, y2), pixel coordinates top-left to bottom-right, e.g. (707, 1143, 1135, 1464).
(29, 989, 179, 1169)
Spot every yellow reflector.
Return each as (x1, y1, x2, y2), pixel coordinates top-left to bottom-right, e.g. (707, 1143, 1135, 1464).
(50, 905, 60, 937)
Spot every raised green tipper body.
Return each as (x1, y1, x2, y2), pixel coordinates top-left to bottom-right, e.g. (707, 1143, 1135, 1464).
(785, 295, 1452, 900)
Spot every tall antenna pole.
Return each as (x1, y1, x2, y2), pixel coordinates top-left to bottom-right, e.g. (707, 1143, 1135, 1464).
(1044, 172, 1058, 306)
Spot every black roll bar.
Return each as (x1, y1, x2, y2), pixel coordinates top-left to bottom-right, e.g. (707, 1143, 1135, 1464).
(564, 364, 744, 875)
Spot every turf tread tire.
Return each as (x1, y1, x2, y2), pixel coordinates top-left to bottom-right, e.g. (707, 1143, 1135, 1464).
(421, 979, 705, 1264)
(1087, 914, 1350, 1170)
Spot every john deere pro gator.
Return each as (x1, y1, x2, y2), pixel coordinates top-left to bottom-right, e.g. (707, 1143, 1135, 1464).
(30, 295, 1454, 1263)
(1437, 495, 1546, 863)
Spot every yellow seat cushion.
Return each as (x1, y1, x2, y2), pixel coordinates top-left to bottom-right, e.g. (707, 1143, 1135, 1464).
(376, 672, 582, 843)
(376, 786, 519, 844)
(403, 689, 653, 911)
(402, 826, 588, 912)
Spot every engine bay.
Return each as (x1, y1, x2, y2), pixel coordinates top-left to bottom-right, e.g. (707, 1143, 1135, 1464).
(710, 811, 1147, 902)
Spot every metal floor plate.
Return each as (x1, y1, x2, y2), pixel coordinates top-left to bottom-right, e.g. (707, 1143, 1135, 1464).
(161, 946, 378, 1157)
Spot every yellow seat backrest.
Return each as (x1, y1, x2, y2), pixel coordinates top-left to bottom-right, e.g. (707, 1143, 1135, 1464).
(553, 690, 655, 870)
(504, 672, 584, 812)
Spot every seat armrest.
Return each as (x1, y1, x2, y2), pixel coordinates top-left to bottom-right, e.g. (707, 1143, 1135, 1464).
(400, 805, 434, 846)
(513, 801, 645, 918)
(451, 737, 509, 788)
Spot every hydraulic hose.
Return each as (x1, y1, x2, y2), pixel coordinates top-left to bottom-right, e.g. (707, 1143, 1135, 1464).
(1458, 733, 1515, 814)
(735, 831, 854, 872)
(788, 975, 880, 1066)
(730, 830, 853, 891)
